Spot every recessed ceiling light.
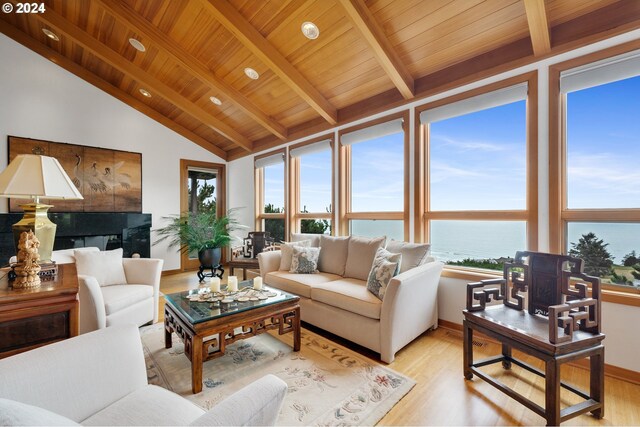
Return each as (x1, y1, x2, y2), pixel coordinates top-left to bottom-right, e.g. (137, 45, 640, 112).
(139, 88, 151, 98)
(244, 67, 259, 80)
(42, 28, 59, 41)
(128, 38, 146, 52)
(209, 96, 222, 105)
(301, 21, 319, 40)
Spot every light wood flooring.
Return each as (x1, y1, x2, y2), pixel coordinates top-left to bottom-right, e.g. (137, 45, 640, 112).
(160, 271, 640, 426)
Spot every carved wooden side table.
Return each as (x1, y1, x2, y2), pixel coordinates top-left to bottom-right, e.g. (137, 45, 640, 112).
(0, 263, 79, 358)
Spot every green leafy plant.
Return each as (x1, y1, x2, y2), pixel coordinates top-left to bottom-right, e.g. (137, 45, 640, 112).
(154, 208, 244, 254)
(568, 232, 614, 277)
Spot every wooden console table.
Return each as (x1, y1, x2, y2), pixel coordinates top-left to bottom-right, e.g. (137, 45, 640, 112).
(0, 263, 79, 358)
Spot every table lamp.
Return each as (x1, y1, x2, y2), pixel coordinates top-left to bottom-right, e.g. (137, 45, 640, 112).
(0, 154, 83, 263)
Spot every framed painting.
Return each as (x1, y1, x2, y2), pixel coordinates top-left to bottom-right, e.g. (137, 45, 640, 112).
(8, 136, 142, 213)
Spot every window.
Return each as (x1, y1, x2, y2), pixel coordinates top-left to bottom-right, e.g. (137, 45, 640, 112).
(289, 136, 333, 236)
(416, 74, 538, 271)
(255, 150, 286, 242)
(338, 112, 409, 240)
(551, 47, 640, 290)
(180, 160, 225, 270)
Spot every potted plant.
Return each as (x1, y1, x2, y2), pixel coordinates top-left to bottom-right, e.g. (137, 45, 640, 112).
(154, 209, 244, 276)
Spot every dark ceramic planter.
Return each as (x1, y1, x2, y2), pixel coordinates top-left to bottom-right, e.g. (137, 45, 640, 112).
(198, 247, 221, 268)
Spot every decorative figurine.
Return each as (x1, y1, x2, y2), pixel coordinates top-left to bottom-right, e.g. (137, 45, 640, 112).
(13, 230, 41, 289)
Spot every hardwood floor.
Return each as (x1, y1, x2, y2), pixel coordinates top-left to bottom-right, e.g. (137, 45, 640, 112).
(160, 271, 640, 426)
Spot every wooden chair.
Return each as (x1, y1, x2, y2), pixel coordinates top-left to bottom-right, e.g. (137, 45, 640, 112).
(463, 251, 605, 426)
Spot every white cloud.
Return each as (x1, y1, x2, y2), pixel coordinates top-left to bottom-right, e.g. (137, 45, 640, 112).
(430, 162, 486, 183)
(431, 135, 514, 152)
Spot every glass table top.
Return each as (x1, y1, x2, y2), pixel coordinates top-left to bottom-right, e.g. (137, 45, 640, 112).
(164, 281, 298, 324)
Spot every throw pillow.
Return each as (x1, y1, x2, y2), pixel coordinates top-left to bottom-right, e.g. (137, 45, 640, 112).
(0, 398, 80, 426)
(279, 240, 311, 271)
(291, 233, 321, 248)
(367, 253, 400, 301)
(344, 235, 386, 281)
(74, 248, 127, 286)
(385, 240, 431, 273)
(318, 235, 350, 275)
(289, 246, 320, 274)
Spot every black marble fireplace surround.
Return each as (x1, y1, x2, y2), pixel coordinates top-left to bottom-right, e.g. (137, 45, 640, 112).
(0, 212, 151, 265)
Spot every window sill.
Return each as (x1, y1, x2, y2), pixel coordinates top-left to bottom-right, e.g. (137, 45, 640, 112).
(442, 267, 640, 307)
(441, 266, 501, 282)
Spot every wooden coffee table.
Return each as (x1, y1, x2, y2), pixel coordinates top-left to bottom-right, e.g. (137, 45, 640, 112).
(164, 283, 300, 394)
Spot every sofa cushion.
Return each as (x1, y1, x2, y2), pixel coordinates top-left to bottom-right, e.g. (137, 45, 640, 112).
(311, 279, 382, 319)
(386, 240, 431, 273)
(344, 236, 386, 281)
(101, 284, 154, 316)
(74, 248, 127, 286)
(367, 248, 402, 300)
(265, 271, 342, 298)
(82, 385, 204, 426)
(279, 240, 311, 271)
(0, 398, 80, 426)
(318, 235, 350, 275)
(290, 246, 320, 274)
(291, 233, 321, 247)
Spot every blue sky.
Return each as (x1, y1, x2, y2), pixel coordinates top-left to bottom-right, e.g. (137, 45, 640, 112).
(430, 101, 527, 210)
(567, 76, 640, 209)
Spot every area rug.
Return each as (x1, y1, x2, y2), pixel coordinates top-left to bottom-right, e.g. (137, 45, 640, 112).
(140, 323, 415, 426)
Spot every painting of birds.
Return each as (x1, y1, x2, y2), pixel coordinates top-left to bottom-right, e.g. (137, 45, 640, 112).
(102, 161, 132, 190)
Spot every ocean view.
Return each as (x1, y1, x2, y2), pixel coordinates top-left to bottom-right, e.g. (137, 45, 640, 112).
(350, 219, 639, 266)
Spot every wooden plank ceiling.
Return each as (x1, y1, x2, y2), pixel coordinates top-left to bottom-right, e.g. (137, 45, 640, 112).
(2, 0, 639, 160)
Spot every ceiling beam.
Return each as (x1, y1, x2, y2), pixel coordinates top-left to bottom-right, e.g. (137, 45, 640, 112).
(201, 0, 338, 125)
(337, 0, 414, 99)
(523, 0, 551, 56)
(0, 20, 229, 160)
(95, 0, 287, 141)
(35, 7, 253, 151)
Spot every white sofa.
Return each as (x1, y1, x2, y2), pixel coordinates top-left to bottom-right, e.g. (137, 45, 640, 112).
(0, 324, 287, 426)
(258, 235, 444, 363)
(40, 247, 163, 334)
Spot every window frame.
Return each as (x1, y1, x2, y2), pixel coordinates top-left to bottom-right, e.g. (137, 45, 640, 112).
(254, 148, 287, 241)
(179, 159, 226, 271)
(338, 111, 410, 240)
(549, 40, 640, 299)
(415, 72, 539, 275)
(288, 134, 334, 236)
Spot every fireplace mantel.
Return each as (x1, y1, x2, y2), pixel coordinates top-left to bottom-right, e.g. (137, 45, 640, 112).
(0, 212, 151, 264)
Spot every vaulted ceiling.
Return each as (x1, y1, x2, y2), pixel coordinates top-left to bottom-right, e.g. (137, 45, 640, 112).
(2, 0, 639, 160)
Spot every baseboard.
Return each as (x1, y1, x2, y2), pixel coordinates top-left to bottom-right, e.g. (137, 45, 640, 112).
(437, 318, 640, 385)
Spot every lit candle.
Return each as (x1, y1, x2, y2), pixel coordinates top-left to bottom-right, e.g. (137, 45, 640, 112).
(209, 277, 221, 293)
(253, 277, 263, 290)
(227, 276, 238, 292)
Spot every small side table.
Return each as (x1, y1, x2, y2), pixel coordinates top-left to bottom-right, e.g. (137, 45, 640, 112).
(228, 257, 260, 280)
(0, 263, 79, 359)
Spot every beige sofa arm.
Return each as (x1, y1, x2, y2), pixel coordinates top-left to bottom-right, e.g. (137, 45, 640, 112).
(78, 274, 106, 335)
(258, 251, 281, 278)
(189, 374, 287, 426)
(122, 258, 164, 324)
(380, 261, 444, 363)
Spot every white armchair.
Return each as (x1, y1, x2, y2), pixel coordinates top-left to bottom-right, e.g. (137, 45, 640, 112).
(0, 324, 287, 426)
(20, 247, 164, 334)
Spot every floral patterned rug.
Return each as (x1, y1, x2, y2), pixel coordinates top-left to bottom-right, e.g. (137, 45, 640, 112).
(140, 323, 415, 426)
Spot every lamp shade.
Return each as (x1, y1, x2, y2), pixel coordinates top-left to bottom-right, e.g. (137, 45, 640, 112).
(0, 154, 83, 200)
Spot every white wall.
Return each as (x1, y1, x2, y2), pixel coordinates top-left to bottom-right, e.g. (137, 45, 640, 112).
(0, 34, 225, 271)
(227, 29, 640, 372)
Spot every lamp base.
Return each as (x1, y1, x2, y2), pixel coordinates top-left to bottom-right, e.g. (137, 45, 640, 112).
(12, 203, 56, 263)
